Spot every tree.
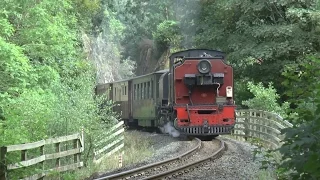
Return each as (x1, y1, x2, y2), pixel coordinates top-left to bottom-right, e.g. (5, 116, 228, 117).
(196, 0, 320, 100)
(0, 0, 116, 147)
(242, 81, 289, 118)
(278, 56, 320, 179)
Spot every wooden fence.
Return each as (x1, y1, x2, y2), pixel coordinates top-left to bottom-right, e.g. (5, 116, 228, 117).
(0, 121, 125, 180)
(232, 109, 293, 149)
(93, 121, 125, 164)
(0, 132, 84, 180)
(0, 110, 292, 179)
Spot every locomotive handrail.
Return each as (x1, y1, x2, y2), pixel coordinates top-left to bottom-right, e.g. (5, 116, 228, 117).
(232, 109, 293, 149)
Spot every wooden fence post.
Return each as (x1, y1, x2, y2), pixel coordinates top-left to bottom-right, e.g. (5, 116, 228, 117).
(0, 147, 7, 180)
(39, 145, 44, 180)
(73, 139, 80, 164)
(21, 149, 27, 162)
(55, 143, 61, 168)
(118, 151, 124, 168)
(81, 127, 84, 152)
(244, 112, 249, 141)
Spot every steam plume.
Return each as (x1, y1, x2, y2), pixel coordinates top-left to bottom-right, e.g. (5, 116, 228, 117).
(159, 122, 180, 137)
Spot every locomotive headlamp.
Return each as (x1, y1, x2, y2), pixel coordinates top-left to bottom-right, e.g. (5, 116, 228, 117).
(197, 59, 212, 74)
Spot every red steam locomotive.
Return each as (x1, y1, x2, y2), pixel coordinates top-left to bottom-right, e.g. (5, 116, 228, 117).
(96, 49, 236, 138)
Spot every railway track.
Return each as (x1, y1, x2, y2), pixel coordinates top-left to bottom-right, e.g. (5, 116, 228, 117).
(95, 138, 226, 180)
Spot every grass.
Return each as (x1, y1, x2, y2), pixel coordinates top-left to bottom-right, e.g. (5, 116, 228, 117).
(255, 169, 277, 180)
(61, 130, 153, 180)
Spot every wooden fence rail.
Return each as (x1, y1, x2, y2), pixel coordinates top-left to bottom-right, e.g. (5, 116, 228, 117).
(0, 110, 292, 179)
(1, 132, 84, 180)
(0, 121, 125, 180)
(93, 121, 125, 164)
(232, 109, 293, 149)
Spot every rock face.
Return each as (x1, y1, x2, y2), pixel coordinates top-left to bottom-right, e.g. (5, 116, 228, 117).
(136, 38, 170, 76)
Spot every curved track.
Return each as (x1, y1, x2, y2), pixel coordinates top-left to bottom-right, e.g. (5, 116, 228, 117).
(95, 138, 226, 180)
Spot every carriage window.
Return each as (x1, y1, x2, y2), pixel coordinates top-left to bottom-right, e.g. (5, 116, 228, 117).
(144, 83, 146, 99)
(133, 85, 135, 100)
(151, 80, 153, 98)
(137, 84, 140, 100)
(135, 84, 137, 100)
(143, 82, 146, 99)
(147, 82, 150, 99)
(141, 83, 144, 99)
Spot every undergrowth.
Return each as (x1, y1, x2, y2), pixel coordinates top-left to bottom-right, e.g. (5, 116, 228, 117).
(61, 130, 153, 179)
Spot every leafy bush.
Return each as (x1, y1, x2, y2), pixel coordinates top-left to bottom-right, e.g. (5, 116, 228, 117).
(277, 57, 320, 179)
(279, 116, 320, 180)
(242, 81, 289, 118)
(0, 1, 123, 178)
(153, 20, 182, 52)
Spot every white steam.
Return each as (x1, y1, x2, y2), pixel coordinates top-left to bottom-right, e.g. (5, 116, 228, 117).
(159, 122, 180, 138)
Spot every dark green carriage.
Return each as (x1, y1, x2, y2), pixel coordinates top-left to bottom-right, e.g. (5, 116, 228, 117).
(96, 70, 169, 127)
(131, 70, 168, 127)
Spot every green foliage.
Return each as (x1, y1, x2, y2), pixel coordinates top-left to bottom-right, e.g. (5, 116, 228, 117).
(106, 0, 174, 60)
(153, 20, 182, 52)
(0, 37, 33, 98)
(2, 88, 56, 144)
(282, 56, 320, 122)
(0, 16, 14, 39)
(196, 0, 320, 97)
(100, 0, 199, 66)
(14, 1, 78, 69)
(1, 0, 120, 178)
(242, 81, 289, 118)
(251, 138, 279, 173)
(279, 117, 320, 180)
(196, 2, 320, 178)
(277, 56, 320, 179)
(234, 78, 253, 108)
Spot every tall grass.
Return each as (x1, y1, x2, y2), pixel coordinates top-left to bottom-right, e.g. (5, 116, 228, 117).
(62, 130, 153, 179)
(255, 169, 277, 180)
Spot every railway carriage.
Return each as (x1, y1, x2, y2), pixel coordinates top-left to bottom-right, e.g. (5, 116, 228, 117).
(96, 49, 236, 138)
(130, 70, 169, 127)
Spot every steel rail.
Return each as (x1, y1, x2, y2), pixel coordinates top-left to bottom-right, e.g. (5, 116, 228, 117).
(140, 138, 225, 180)
(95, 138, 201, 180)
